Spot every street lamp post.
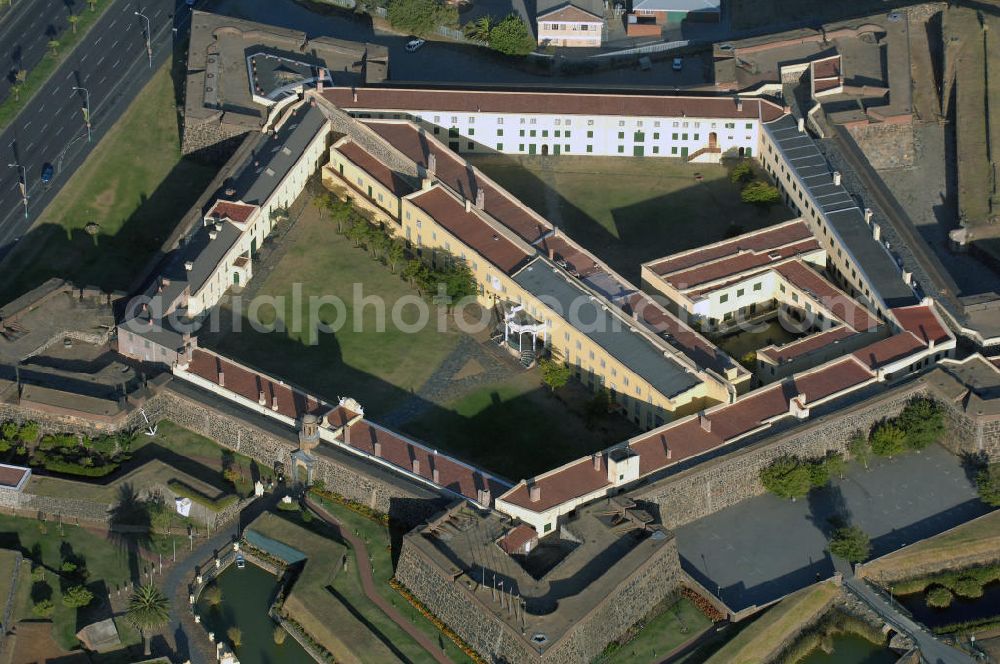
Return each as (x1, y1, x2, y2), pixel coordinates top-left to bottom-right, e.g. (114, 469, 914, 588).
(135, 10, 151, 69)
(72, 86, 91, 142)
(7, 163, 27, 219)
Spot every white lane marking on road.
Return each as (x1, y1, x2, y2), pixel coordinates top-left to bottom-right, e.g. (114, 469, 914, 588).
(95, 36, 102, 45)
(109, 19, 116, 28)
(113, 59, 120, 68)
(37, 103, 45, 112)
(80, 53, 88, 62)
(23, 121, 30, 130)
(97, 56, 105, 67)
(112, 40, 119, 49)
(99, 76, 107, 85)
(54, 125, 64, 136)
(25, 142, 33, 151)
(50, 85, 60, 96)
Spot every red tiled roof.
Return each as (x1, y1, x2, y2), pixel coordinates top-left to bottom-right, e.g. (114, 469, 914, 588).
(501, 457, 610, 512)
(0, 465, 28, 488)
(344, 420, 508, 502)
(363, 121, 551, 244)
(536, 234, 599, 276)
(326, 405, 359, 429)
(757, 326, 856, 364)
(647, 220, 815, 276)
(812, 57, 841, 80)
(852, 332, 926, 369)
(325, 88, 787, 122)
(891, 305, 950, 346)
(188, 349, 332, 421)
(207, 200, 256, 224)
(814, 79, 841, 93)
(791, 356, 874, 402)
(498, 524, 538, 554)
(775, 261, 881, 332)
(539, 4, 602, 21)
(335, 141, 415, 197)
(409, 187, 532, 274)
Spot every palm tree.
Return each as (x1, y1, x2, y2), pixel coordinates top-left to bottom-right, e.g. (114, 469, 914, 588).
(68, 15, 79, 34)
(87, 0, 97, 10)
(47, 39, 60, 57)
(465, 15, 494, 42)
(126, 584, 169, 656)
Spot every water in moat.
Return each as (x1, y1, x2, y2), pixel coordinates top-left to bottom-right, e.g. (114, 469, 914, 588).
(196, 563, 312, 664)
(798, 633, 899, 664)
(898, 581, 1000, 629)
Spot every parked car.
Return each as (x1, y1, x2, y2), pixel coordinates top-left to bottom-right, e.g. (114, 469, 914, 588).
(405, 38, 426, 52)
(235, 554, 246, 569)
(40, 163, 54, 185)
(672, 57, 683, 71)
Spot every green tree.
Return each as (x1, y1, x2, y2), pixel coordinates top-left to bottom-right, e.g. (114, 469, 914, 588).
(487, 14, 535, 56)
(273, 625, 287, 645)
(828, 525, 871, 563)
(807, 459, 830, 488)
(539, 358, 571, 392)
(227, 626, 243, 647)
(203, 584, 223, 606)
(740, 180, 781, 207)
(870, 422, 906, 458)
(387, 0, 457, 36)
(730, 160, 753, 184)
(346, 219, 369, 248)
(848, 431, 870, 469)
(62, 585, 94, 608)
(47, 39, 60, 57)
(896, 398, 944, 450)
(32, 598, 54, 617)
(825, 452, 846, 480)
(760, 455, 812, 501)
(88, 0, 97, 10)
(464, 15, 494, 41)
(126, 584, 170, 656)
(386, 239, 406, 273)
(926, 586, 953, 608)
(68, 14, 80, 34)
(976, 463, 1000, 506)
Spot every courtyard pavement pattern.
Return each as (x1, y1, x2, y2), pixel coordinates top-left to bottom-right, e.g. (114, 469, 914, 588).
(676, 444, 992, 613)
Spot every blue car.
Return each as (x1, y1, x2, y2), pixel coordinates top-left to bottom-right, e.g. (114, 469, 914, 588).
(40, 163, 54, 185)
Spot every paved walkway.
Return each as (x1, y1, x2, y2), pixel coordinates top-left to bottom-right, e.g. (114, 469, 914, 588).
(305, 496, 454, 664)
(843, 576, 975, 664)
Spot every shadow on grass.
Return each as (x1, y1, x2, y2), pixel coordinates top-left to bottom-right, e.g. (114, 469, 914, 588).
(0, 155, 217, 304)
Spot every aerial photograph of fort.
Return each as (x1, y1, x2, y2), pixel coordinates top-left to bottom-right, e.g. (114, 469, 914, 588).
(0, 0, 998, 662)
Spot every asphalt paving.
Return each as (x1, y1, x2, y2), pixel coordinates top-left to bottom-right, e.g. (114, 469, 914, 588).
(0, 0, 80, 104)
(0, 0, 191, 258)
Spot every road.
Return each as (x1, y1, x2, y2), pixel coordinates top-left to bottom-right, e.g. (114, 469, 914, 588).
(0, 0, 189, 258)
(0, 0, 79, 104)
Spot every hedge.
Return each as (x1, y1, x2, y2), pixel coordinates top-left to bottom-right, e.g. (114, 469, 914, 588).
(41, 458, 118, 477)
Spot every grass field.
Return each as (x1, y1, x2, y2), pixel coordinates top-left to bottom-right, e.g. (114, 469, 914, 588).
(727, 0, 894, 31)
(310, 492, 474, 663)
(860, 510, 1000, 585)
(0, 513, 140, 649)
(202, 202, 461, 419)
(0, 62, 217, 303)
(468, 154, 793, 283)
(705, 581, 839, 664)
(605, 596, 712, 663)
(403, 370, 639, 479)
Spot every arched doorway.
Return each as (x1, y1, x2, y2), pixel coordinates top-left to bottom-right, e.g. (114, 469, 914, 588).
(738, 147, 745, 157)
(541, 144, 549, 156)
(708, 132, 718, 149)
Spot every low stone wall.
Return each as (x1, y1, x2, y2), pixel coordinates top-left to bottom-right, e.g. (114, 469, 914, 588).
(395, 532, 683, 664)
(634, 382, 924, 530)
(0, 489, 111, 524)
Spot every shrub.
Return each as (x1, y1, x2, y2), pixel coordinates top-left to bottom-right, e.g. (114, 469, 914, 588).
(19, 421, 39, 443)
(227, 626, 242, 647)
(848, 431, 871, 469)
(167, 480, 237, 512)
(387, 0, 457, 35)
(952, 576, 984, 599)
(1, 422, 17, 441)
(42, 458, 118, 477)
(976, 463, 1000, 506)
(539, 358, 571, 392)
(62, 585, 94, 608)
(926, 586, 954, 608)
(203, 584, 222, 606)
(740, 180, 781, 207)
(869, 422, 906, 458)
(730, 160, 753, 184)
(274, 625, 287, 645)
(828, 526, 871, 563)
(32, 599, 54, 617)
(760, 455, 811, 500)
(896, 398, 944, 450)
(807, 460, 830, 488)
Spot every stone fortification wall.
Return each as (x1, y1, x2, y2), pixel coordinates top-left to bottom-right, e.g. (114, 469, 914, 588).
(181, 115, 255, 157)
(318, 100, 421, 180)
(634, 382, 925, 530)
(395, 532, 683, 664)
(0, 489, 111, 524)
(0, 398, 154, 437)
(939, 398, 1000, 460)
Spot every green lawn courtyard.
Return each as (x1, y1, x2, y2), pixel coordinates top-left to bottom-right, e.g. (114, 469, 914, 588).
(604, 596, 712, 663)
(0, 62, 217, 303)
(468, 154, 794, 284)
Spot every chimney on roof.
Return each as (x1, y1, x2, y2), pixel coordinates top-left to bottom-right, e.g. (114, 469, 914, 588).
(832, 171, 842, 186)
(225, 187, 236, 197)
(258, 390, 266, 406)
(271, 395, 279, 411)
(217, 370, 225, 387)
(864, 208, 873, 223)
(665, 443, 672, 460)
(789, 393, 809, 419)
(353, 91, 358, 103)
(736, 98, 743, 112)
(465, 198, 472, 213)
(428, 152, 437, 174)
(316, 71, 324, 93)
(372, 439, 381, 456)
(475, 188, 485, 210)
(699, 412, 712, 432)
(344, 424, 351, 445)
(548, 246, 555, 261)
(214, 222, 223, 233)
(872, 223, 882, 242)
(478, 487, 492, 506)
(421, 177, 433, 191)
(593, 453, 602, 471)
(184, 261, 194, 272)
(529, 483, 541, 503)
(209, 230, 218, 241)
(902, 270, 912, 286)
(797, 117, 805, 133)
(432, 467, 440, 483)
(412, 458, 421, 475)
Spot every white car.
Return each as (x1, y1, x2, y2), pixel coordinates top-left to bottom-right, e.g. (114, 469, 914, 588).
(405, 38, 426, 53)
(672, 57, 683, 71)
